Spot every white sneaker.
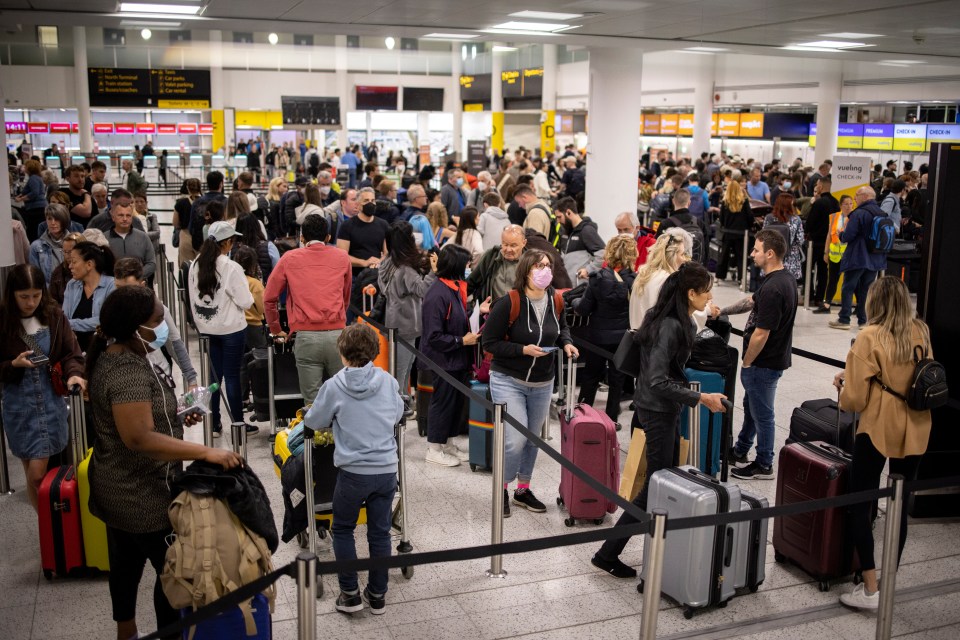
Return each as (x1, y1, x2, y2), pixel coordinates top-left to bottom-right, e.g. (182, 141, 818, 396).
(839, 583, 879, 610)
(442, 443, 469, 462)
(425, 447, 461, 467)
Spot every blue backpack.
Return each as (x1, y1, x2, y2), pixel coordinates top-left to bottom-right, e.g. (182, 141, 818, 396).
(868, 212, 896, 254)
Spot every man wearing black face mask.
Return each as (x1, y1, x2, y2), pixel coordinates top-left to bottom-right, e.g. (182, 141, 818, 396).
(337, 186, 389, 279)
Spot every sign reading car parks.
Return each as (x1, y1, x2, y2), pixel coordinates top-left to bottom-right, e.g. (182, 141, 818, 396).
(88, 67, 211, 107)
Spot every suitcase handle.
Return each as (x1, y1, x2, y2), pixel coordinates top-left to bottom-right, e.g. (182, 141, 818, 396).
(723, 526, 735, 567)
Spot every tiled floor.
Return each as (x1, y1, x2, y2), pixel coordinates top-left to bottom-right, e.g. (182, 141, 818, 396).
(1, 207, 958, 638)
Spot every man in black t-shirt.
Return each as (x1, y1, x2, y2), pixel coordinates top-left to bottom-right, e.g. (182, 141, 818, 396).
(716, 229, 798, 480)
(65, 165, 98, 229)
(338, 188, 388, 321)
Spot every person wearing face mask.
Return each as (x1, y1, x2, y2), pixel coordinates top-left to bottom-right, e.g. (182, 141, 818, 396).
(440, 167, 466, 219)
(338, 188, 389, 278)
(85, 285, 243, 640)
(316, 169, 340, 207)
(0, 265, 86, 511)
(482, 250, 579, 516)
(467, 171, 497, 208)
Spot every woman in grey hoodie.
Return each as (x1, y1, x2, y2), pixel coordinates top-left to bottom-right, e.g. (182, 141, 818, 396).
(377, 221, 438, 393)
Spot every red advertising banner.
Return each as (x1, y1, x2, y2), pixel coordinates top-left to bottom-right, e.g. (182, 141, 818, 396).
(94, 123, 114, 134)
(198, 123, 214, 134)
(136, 122, 157, 134)
(72, 123, 80, 133)
(115, 123, 136, 134)
(157, 123, 177, 134)
(28, 122, 49, 133)
(50, 122, 72, 134)
(178, 123, 198, 134)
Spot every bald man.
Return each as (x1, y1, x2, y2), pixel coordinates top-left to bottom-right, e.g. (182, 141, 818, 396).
(468, 225, 527, 310)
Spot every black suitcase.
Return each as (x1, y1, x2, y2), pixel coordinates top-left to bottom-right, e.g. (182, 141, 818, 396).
(787, 397, 855, 454)
(247, 345, 302, 423)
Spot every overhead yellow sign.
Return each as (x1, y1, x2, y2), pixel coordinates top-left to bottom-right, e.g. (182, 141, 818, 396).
(158, 99, 210, 109)
(501, 70, 520, 84)
(463, 103, 485, 112)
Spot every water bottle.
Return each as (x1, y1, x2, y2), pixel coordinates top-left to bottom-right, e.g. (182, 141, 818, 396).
(177, 382, 219, 419)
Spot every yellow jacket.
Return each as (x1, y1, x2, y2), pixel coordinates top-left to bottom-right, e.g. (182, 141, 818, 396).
(840, 323, 933, 458)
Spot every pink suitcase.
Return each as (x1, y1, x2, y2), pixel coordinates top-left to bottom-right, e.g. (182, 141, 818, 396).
(557, 356, 620, 526)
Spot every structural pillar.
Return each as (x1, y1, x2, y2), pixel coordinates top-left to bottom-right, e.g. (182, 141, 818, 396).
(540, 44, 557, 156)
(490, 45, 504, 156)
(335, 35, 349, 151)
(815, 63, 842, 165)
(0, 99, 14, 275)
(584, 47, 643, 240)
(209, 30, 227, 153)
(450, 46, 463, 160)
(692, 55, 715, 160)
(72, 27, 93, 154)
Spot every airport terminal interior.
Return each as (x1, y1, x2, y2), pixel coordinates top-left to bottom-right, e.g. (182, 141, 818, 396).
(2, 1, 960, 639)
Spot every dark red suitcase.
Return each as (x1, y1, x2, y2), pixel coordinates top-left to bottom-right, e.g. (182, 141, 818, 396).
(772, 441, 854, 591)
(38, 465, 85, 579)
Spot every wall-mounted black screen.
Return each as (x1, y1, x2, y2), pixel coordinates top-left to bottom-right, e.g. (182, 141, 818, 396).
(356, 86, 398, 110)
(403, 87, 444, 111)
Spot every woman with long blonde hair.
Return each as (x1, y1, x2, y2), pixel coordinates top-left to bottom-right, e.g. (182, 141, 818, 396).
(833, 276, 933, 610)
(630, 228, 693, 330)
(715, 180, 754, 281)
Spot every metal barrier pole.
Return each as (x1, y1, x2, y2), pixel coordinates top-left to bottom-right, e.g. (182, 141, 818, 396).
(740, 231, 750, 293)
(199, 336, 213, 446)
(157, 244, 168, 307)
(876, 474, 905, 640)
(303, 428, 318, 557)
(267, 344, 278, 437)
(0, 412, 15, 496)
(230, 422, 247, 459)
(639, 510, 668, 640)
(176, 285, 189, 350)
(688, 381, 701, 469)
(296, 551, 317, 640)
(803, 240, 814, 309)
(389, 329, 413, 555)
(486, 402, 508, 578)
(166, 262, 177, 316)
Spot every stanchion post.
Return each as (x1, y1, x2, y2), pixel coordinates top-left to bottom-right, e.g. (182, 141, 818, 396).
(230, 422, 247, 459)
(639, 509, 668, 640)
(177, 286, 189, 350)
(486, 402, 508, 578)
(876, 474, 905, 640)
(740, 231, 750, 293)
(303, 427, 317, 557)
(296, 551, 317, 640)
(0, 413, 15, 496)
(688, 381, 701, 469)
(157, 244, 169, 307)
(803, 240, 814, 309)
(267, 344, 278, 437)
(199, 336, 213, 447)
(389, 329, 413, 554)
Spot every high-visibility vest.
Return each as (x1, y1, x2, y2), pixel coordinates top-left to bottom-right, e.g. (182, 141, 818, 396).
(827, 211, 848, 263)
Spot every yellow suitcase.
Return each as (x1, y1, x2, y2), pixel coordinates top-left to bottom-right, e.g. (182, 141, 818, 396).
(77, 448, 110, 572)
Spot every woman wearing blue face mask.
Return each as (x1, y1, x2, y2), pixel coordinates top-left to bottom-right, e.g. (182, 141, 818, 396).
(86, 285, 243, 640)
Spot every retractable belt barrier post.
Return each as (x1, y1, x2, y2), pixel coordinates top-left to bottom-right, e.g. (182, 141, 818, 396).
(0, 411, 14, 496)
(741, 231, 751, 293)
(198, 336, 213, 447)
(803, 240, 814, 309)
(156, 244, 168, 307)
(387, 327, 414, 556)
(230, 422, 247, 459)
(302, 423, 319, 561)
(639, 509, 668, 640)
(687, 381, 701, 468)
(876, 474, 905, 640)
(487, 402, 508, 578)
(296, 552, 317, 640)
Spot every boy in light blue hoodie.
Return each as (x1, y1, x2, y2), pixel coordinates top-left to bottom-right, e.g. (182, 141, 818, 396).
(304, 323, 404, 615)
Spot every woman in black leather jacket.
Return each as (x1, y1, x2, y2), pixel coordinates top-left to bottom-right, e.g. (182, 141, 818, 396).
(591, 262, 727, 579)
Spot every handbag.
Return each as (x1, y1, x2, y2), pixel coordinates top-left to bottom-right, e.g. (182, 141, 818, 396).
(20, 329, 68, 396)
(613, 330, 641, 378)
(688, 328, 730, 373)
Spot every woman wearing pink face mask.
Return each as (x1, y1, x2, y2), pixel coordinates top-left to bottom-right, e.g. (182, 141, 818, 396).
(481, 250, 579, 517)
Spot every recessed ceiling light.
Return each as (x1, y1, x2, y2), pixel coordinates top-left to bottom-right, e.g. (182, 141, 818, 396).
(268, 32, 279, 45)
(509, 10, 583, 20)
(880, 59, 925, 64)
(491, 21, 573, 32)
(492, 45, 518, 52)
(676, 50, 715, 55)
(120, 3, 201, 15)
(385, 36, 396, 50)
(141, 28, 152, 40)
(481, 28, 566, 36)
(423, 33, 478, 40)
(684, 46, 729, 52)
(119, 20, 182, 27)
(820, 32, 883, 39)
(781, 45, 846, 53)
(797, 40, 874, 49)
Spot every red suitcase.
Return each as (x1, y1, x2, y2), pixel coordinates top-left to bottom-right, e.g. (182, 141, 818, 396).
(557, 356, 620, 526)
(38, 464, 85, 579)
(772, 441, 854, 591)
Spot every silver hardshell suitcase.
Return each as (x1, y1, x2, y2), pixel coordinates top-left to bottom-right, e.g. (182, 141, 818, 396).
(639, 465, 740, 619)
(733, 488, 768, 592)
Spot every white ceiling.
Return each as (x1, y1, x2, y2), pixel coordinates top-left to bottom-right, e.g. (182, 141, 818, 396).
(2, 0, 960, 62)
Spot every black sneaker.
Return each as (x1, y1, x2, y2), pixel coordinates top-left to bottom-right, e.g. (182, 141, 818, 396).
(362, 587, 385, 615)
(513, 488, 547, 513)
(591, 554, 637, 578)
(335, 590, 363, 614)
(812, 305, 832, 315)
(731, 461, 775, 480)
(503, 489, 511, 518)
(728, 446, 749, 466)
(244, 423, 260, 434)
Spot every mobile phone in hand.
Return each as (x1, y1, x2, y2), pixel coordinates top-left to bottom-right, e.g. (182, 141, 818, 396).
(540, 346, 558, 353)
(28, 354, 50, 366)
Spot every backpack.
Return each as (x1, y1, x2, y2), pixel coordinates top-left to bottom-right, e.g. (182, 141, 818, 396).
(687, 189, 705, 218)
(529, 203, 562, 248)
(867, 212, 897, 254)
(668, 215, 705, 264)
(763, 214, 794, 254)
(475, 289, 565, 382)
(649, 193, 673, 220)
(161, 492, 276, 640)
(873, 345, 948, 411)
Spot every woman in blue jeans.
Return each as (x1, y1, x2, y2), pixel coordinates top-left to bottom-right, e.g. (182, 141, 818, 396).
(188, 221, 257, 435)
(481, 250, 578, 517)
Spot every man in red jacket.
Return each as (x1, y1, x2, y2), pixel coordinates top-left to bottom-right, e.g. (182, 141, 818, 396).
(265, 214, 352, 402)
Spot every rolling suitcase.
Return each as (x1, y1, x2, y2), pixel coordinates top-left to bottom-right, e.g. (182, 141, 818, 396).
(680, 368, 725, 476)
(180, 593, 271, 639)
(639, 466, 740, 618)
(557, 355, 620, 526)
(68, 388, 109, 573)
(772, 441, 853, 591)
(415, 367, 433, 438)
(787, 395, 856, 454)
(468, 380, 493, 472)
(38, 464, 84, 579)
(733, 488, 768, 593)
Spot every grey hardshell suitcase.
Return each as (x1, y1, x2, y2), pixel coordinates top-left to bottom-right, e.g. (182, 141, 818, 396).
(733, 488, 768, 592)
(639, 465, 740, 619)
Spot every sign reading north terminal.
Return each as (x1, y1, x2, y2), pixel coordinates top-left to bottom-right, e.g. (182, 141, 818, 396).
(88, 67, 211, 107)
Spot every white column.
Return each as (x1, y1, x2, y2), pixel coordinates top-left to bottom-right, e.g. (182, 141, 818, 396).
(0, 96, 13, 269)
(692, 56, 715, 160)
(815, 63, 842, 165)
(208, 30, 227, 153)
(335, 35, 349, 150)
(584, 47, 643, 240)
(490, 44, 504, 155)
(73, 27, 93, 154)
(450, 46, 463, 160)
(541, 44, 557, 155)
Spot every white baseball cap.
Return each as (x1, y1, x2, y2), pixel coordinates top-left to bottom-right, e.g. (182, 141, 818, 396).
(208, 221, 243, 243)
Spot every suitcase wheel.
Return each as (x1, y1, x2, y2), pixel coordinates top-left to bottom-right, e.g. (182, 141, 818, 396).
(637, 580, 644, 594)
(852, 571, 863, 585)
(818, 580, 831, 593)
(564, 517, 575, 527)
(418, 424, 426, 437)
(469, 464, 477, 472)
(43, 570, 52, 581)
(401, 565, 414, 580)
(718, 600, 728, 608)
(594, 518, 604, 526)
(556, 496, 563, 507)
(774, 551, 786, 564)
(297, 532, 308, 549)
(683, 606, 695, 620)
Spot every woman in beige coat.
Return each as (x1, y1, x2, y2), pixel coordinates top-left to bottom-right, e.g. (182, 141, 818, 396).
(833, 276, 933, 611)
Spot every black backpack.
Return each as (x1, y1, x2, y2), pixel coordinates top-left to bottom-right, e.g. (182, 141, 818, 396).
(668, 215, 705, 264)
(873, 345, 948, 411)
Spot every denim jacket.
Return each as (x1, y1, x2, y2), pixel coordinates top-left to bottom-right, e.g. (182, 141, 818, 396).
(63, 275, 116, 334)
(29, 234, 64, 283)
